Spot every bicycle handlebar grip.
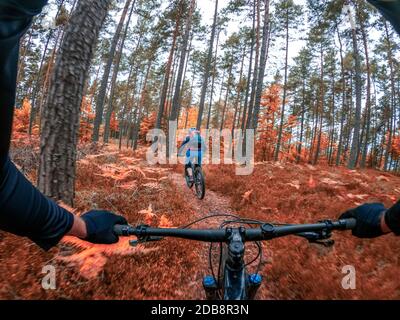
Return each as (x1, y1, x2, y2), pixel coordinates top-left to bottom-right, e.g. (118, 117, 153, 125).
(113, 224, 131, 236)
(344, 218, 357, 230)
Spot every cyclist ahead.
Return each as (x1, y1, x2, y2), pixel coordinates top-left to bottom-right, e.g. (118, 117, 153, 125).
(178, 128, 206, 182)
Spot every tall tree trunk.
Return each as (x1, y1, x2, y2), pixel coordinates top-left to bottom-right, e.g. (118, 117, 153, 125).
(312, 46, 325, 165)
(251, 0, 270, 130)
(241, 0, 256, 131)
(38, 0, 110, 206)
(335, 23, 346, 166)
(347, 3, 362, 169)
(133, 60, 152, 150)
(206, 28, 221, 129)
(328, 70, 335, 165)
(232, 47, 246, 135)
(274, 5, 289, 161)
(383, 20, 396, 171)
(220, 64, 233, 131)
(119, 64, 137, 150)
(196, 0, 218, 129)
(177, 32, 194, 124)
(167, 0, 195, 157)
(92, 0, 132, 142)
(103, 0, 136, 143)
(155, 2, 182, 130)
(245, 0, 261, 130)
(359, 9, 371, 168)
(170, 0, 195, 122)
(297, 78, 306, 163)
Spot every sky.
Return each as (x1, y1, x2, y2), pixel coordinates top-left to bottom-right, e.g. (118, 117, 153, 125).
(197, 0, 308, 65)
(193, 0, 309, 94)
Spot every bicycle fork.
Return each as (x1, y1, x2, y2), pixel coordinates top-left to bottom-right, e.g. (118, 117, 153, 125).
(203, 228, 263, 300)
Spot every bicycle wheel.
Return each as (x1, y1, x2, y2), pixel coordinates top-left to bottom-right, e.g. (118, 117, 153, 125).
(194, 166, 205, 199)
(185, 166, 194, 189)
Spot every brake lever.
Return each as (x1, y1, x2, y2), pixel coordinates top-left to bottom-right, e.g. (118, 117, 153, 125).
(308, 239, 335, 247)
(129, 236, 164, 247)
(296, 228, 334, 247)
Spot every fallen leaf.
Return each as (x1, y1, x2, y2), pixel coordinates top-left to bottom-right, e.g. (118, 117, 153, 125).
(117, 181, 137, 190)
(306, 164, 316, 171)
(308, 175, 317, 188)
(78, 159, 90, 166)
(377, 175, 390, 182)
(139, 204, 156, 225)
(286, 180, 300, 190)
(159, 215, 173, 228)
(346, 193, 368, 200)
(320, 178, 345, 186)
(241, 189, 253, 203)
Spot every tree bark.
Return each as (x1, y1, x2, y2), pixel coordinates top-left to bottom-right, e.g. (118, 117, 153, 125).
(251, 0, 270, 130)
(274, 4, 289, 160)
(347, 3, 362, 169)
(155, 2, 182, 130)
(38, 0, 110, 206)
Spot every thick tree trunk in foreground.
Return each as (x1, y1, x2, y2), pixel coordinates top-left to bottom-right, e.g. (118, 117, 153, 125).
(38, 0, 110, 206)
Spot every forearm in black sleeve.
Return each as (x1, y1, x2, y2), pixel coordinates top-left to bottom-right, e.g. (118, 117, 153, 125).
(0, 158, 74, 250)
(385, 200, 400, 235)
(0, 0, 75, 250)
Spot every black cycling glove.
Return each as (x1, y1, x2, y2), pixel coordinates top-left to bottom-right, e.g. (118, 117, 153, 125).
(339, 203, 386, 238)
(81, 210, 128, 244)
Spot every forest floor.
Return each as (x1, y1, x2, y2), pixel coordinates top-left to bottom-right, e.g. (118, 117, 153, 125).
(1, 136, 400, 299)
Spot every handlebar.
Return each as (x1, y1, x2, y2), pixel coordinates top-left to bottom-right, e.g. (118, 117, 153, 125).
(113, 218, 356, 243)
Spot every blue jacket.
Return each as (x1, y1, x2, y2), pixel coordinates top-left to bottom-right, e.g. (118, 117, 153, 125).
(179, 134, 206, 157)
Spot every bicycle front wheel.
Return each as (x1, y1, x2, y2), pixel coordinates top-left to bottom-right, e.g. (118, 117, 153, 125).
(194, 166, 205, 199)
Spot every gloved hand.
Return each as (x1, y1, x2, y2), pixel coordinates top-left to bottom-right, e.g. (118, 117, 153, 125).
(339, 203, 387, 238)
(81, 210, 128, 244)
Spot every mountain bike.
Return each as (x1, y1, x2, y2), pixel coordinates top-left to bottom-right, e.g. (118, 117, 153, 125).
(179, 154, 205, 200)
(114, 214, 356, 300)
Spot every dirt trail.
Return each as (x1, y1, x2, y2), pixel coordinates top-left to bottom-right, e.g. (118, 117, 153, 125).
(169, 171, 238, 299)
(169, 172, 234, 219)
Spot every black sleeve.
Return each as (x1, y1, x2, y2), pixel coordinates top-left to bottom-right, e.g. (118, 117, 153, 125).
(367, 0, 400, 35)
(0, 0, 74, 251)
